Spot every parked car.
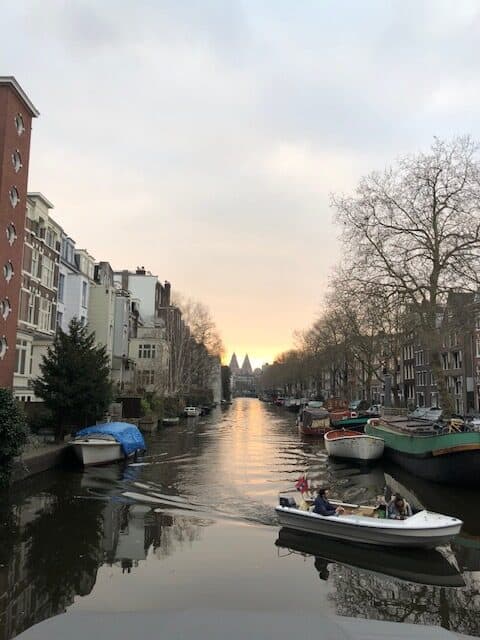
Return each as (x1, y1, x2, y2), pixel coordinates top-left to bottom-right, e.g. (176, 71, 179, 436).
(184, 406, 201, 417)
(348, 399, 369, 412)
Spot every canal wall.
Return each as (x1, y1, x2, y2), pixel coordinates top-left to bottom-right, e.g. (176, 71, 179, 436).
(11, 444, 71, 484)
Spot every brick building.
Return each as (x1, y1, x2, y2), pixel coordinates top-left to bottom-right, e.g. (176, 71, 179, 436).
(0, 77, 38, 388)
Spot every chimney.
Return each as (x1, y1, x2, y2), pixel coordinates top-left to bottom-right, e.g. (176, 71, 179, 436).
(164, 281, 171, 306)
(121, 269, 129, 291)
(136, 266, 146, 275)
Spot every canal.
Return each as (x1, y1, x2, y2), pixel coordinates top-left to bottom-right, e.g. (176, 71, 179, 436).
(1, 398, 480, 639)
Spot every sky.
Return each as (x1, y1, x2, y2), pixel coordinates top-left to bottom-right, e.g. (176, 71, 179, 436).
(4, 1, 480, 370)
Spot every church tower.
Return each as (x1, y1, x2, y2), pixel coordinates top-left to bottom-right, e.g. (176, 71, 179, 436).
(229, 353, 240, 374)
(241, 354, 253, 375)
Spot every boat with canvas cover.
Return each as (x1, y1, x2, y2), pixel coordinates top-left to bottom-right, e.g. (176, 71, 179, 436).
(70, 422, 146, 467)
(275, 496, 462, 548)
(365, 414, 480, 485)
(324, 429, 384, 461)
(275, 527, 464, 587)
(297, 404, 330, 436)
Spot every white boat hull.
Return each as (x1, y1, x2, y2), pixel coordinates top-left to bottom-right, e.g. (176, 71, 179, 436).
(70, 439, 125, 466)
(275, 507, 462, 548)
(325, 434, 384, 461)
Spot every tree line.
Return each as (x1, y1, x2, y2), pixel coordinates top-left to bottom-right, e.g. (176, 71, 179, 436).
(261, 137, 480, 414)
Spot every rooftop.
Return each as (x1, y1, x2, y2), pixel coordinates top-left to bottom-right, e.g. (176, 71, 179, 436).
(28, 192, 54, 209)
(0, 76, 39, 117)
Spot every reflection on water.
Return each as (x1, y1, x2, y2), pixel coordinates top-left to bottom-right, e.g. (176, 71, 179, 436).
(0, 399, 480, 639)
(0, 468, 207, 640)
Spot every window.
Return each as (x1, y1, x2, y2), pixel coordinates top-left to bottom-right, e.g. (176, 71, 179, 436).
(31, 249, 39, 278)
(0, 336, 7, 360)
(9, 187, 19, 207)
(476, 315, 480, 331)
(442, 353, 449, 370)
(6, 223, 16, 246)
(0, 298, 11, 320)
(11, 150, 22, 173)
(138, 344, 157, 359)
(415, 350, 425, 366)
(416, 370, 428, 387)
(454, 377, 462, 395)
(58, 273, 65, 303)
(41, 256, 54, 289)
(3, 261, 14, 282)
(452, 351, 462, 370)
(138, 370, 155, 386)
(15, 113, 25, 135)
(27, 295, 36, 325)
(46, 228, 56, 249)
(81, 281, 88, 307)
(15, 339, 29, 375)
(56, 310, 63, 330)
(38, 299, 52, 332)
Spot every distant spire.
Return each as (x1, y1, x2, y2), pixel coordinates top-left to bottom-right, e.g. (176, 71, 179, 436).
(241, 354, 252, 375)
(229, 353, 240, 373)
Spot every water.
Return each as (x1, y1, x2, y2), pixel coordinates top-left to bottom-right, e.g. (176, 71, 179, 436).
(1, 398, 480, 639)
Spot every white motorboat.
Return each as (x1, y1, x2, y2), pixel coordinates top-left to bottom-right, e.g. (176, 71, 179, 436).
(184, 406, 201, 417)
(276, 497, 462, 548)
(162, 417, 180, 426)
(71, 434, 124, 466)
(70, 422, 146, 467)
(324, 429, 384, 461)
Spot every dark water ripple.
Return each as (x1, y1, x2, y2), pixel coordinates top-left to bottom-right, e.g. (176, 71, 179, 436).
(1, 398, 480, 639)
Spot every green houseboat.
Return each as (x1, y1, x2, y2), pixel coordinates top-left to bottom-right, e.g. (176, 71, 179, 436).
(365, 418, 480, 485)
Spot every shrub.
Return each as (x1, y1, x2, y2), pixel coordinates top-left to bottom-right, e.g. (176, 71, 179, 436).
(0, 388, 28, 487)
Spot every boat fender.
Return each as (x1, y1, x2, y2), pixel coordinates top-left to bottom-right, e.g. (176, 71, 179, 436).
(350, 411, 358, 418)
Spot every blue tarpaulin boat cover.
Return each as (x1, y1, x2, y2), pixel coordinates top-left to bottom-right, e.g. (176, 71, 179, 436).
(75, 422, 146, 457)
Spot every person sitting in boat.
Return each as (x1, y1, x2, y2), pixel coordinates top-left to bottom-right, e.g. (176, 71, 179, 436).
(313, 487, 345, 516)
(387, 495, 412, 520)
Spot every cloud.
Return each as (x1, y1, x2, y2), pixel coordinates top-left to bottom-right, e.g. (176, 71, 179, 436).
(4, 1, 480, 363)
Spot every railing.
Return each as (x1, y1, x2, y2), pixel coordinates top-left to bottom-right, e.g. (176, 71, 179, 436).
(381, 407, 409, 417)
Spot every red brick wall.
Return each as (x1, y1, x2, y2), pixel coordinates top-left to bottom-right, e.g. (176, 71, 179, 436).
(0, 86, 34, 388)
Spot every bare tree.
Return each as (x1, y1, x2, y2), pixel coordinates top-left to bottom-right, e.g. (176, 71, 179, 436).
(332, 136, 480, 413)
(328, 273, 409, 406)
(165, 295, 224, 399)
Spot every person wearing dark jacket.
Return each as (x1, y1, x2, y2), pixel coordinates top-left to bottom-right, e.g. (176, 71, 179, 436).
(313, 487, 344, 516)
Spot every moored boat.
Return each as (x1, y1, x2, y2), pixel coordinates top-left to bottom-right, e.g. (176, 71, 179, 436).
(297, 405, 330, 436)
(275, 497, 462, 548)
(162, 417, 180, 426)
(365, 416, 480, 485)
(329, 415, 373, 431)
(324, 429, 384, 461)
(70, 422, 146, 467)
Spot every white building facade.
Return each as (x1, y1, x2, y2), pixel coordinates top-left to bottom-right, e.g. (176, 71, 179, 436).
(14, 193, 60, 401)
